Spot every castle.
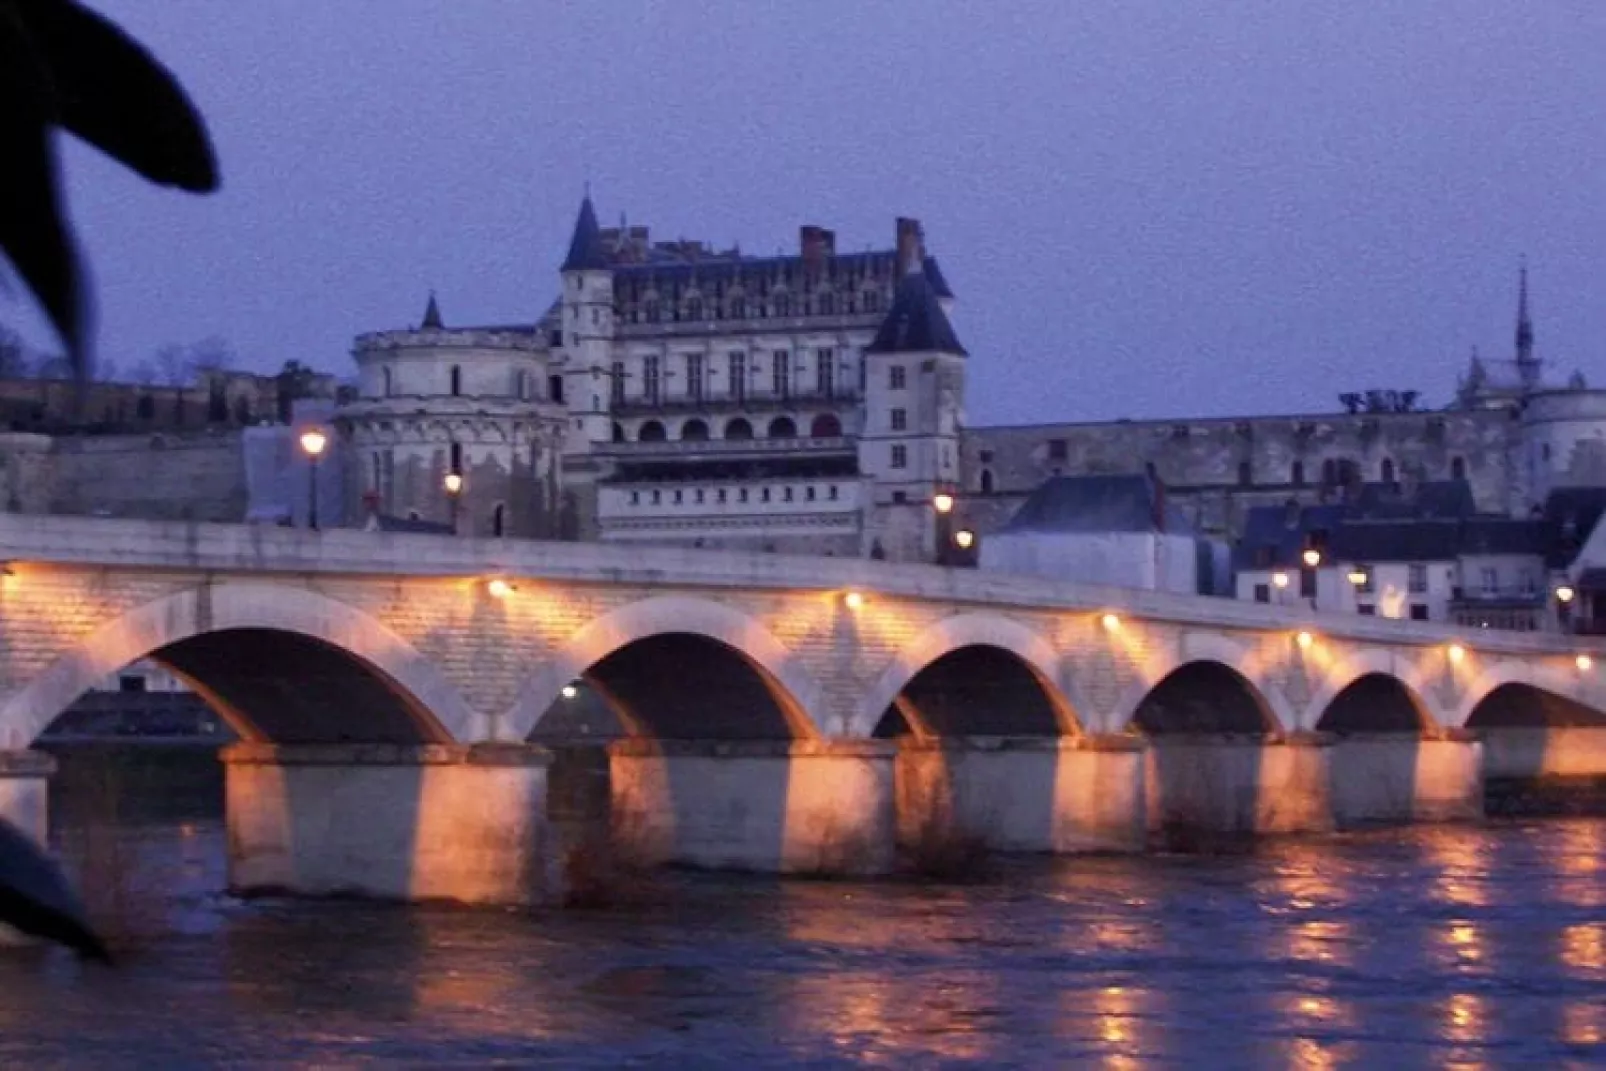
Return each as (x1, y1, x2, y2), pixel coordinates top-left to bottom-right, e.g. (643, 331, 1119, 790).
(333, 196, 1606, 561)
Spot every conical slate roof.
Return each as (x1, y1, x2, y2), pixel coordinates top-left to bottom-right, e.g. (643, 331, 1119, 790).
(421, 292, 443, 329)
(864, 269, 967, 356)
(561, 195, 609, 272)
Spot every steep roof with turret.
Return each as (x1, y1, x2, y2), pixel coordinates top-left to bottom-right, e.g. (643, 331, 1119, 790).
(864, 269, 967, 356)
(561, 194, 609, 272)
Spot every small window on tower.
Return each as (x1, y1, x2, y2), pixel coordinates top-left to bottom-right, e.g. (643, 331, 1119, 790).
(889, 366, 907, 390)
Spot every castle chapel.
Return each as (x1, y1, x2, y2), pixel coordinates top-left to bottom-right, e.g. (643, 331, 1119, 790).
(338, 197, 1606, 558)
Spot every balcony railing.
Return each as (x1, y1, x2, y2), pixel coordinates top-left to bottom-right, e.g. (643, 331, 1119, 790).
(612, 389, 859, 416)
(600, 436, 853, 458)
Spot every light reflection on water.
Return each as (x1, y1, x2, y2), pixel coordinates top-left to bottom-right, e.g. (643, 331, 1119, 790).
(0, 753, 1601, 1066)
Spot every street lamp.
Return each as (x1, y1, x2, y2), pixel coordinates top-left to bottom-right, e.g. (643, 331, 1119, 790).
(1556, 584, 1576, 605)
(443, 470, 463, 534)
(954, 528, 975, 551)
(932, 492, 955, 515)
(298, 428, 328, 531)
(932, 491, 956, 564)
(1302, 548, 1322, 568)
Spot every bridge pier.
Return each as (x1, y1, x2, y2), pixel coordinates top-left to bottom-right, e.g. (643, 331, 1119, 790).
(894, 735, 1147, 855)
(222, 742, 559, 906)
(0, 750, 55, 946)
(1329, 731, 1484, 827)
(608, 739, 895, 875)
(1145, 733, 1336, 838)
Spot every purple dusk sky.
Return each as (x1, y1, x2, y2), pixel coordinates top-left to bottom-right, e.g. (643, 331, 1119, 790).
(6, 1, 1604, 425)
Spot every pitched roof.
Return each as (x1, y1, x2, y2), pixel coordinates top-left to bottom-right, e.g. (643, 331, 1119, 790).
(922, 256, 954, 299)
(560, 195, 609, 272)
(1233, 502, 1347, 569)
(421, 292, 443, 329)
(1000, 474, 1192, 535)
(1329, 519, 1465, 562)
(864, 269, 967, 356)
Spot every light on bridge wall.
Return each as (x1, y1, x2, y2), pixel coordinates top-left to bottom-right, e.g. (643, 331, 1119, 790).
(1577, 654, 1594, 673)
(1295, 631, 1314, 650)
(1302, 549, 1322, 568)
(843, 591, 866, 611)
(1447, 643, 1466, 665)
(1100, 613, 1121, 632)
(1272, 572, 1290, 589)
(486, 577, 517, 599)
(1557, 585, 1577, 605)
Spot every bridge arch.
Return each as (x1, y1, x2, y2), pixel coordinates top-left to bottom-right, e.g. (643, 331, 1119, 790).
(1305, 648, 1442, 732)
(0, 582, 475, 747)
(849, 613, 1078, 740)
(506, 595, 825, 740)
(1111, 631, 1296, 734)
(1452, 660, 1606, 728)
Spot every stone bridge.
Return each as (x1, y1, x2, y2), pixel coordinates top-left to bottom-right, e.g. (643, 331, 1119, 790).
(0, 515, 1601, 907)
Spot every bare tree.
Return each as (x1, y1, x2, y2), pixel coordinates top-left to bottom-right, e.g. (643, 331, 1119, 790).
(126, 359, 158, 386)
(151, 343, 188, 387)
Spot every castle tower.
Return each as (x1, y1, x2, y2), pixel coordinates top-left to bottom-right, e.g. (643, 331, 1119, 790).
(558, 193, 618, 454)
(859, 218, 967, 560)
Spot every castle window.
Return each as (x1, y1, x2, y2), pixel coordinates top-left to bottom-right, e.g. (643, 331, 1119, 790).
(681, 418, 709, 442)
(893, 491, 907, 503)
(729, 352, 747, 401)
(889, 365, 907, 390)
(450, 441, 463, 474)
(762, 488, 771, 503)
(772, 352, 791, 398)
(774, 294, 791, 317)
(516, 370, 528, 400)
(639, 420, 667, 442)
(1237, 461, 1252, 486)
(828, 485, 839, 500)
(643, 357, 661, 405)
(784, 487, 794, 502)
(630, 491, 639, 505)
(818, 293, 835, 316)
(816, 348, 836, 397)
(610, 361, 624, 404)
(686, 353, 705, 402)
(549, 374, 564, 404)
(1321, 458, 1338, 484)
(492, 503, 505, 537)
(769, 416, 797, 438)
(674, 490, 683, 504)
(450, 366, 462, 397)
(696, 489, 705, 504)
(1381, 457, 1396, 483)
(718, 489, 727, 503)
(739, 488, 749, 503)
(651, 490, 661, 505)
(612, 422, 625, 442)
(891, 444, 908, 469)
(382, 367, 393, 397)
(687, 298, 703, 321)
(1291, 460, 1305, 486)
(725, 417, 753, 440)
(1451, 456, 1466, 480)
(864, 291, 881, 314)
(645, 300, 661, 323)
(806, 486, 816, 501)
(891, 408, 907, 432)
(730, 297, 747, 319)
(980, 469, 995, 494)
(1047, 438, 1067, 461)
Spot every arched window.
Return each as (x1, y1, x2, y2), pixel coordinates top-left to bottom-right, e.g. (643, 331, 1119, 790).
(1381, 457, 1396, 483)
(768, 416, 797, 438)
(612, 422, 626, 443)
(492, 503, 505, 538)
(382, 367, 393, 397)
(725, 417, 754, 441)
(810, 413, 842, 438)
(980, 469, 995, 494)
(549, 375, 564, 404)
(1451, 456, 1466, 480)
(1291, 460, 1305, 486)
(639, 420, 667, 442)
(681, 418, 710, 441)
(450, 365, 462, 397)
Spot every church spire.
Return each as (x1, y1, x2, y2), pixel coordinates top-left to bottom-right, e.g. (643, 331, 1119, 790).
(421, 291, 443, 330)
(1515, 258, 1535, 366)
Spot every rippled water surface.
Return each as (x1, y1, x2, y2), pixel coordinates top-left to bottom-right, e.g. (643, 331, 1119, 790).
(3, 747, 1603, 1068)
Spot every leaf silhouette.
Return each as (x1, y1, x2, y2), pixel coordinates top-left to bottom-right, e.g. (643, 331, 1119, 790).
(0, 0, 218, 384)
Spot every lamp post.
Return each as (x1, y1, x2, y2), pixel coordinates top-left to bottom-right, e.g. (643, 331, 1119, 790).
(298, 428, 328, 531)
(932, 490, 955, 565)
(443, 471, 463, 534)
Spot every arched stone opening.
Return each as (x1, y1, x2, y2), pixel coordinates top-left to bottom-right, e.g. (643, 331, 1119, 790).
(536, 633, 809, 741)
(870, 644, 1072, 739)
(1315, 673, 1430, 734)
(768, 416, 797, 438)
(809, 413, 841, 438)
(1130, 661, 1279, 735)
(638, 420, 667, 442)
(724, 417, 753, 440)
(680, 419, 709, 442)
(1465, 684, 1606, 728)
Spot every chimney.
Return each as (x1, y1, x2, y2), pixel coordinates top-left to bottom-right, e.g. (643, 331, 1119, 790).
(895, 217, 925, 279)
(799, 225, 833, 266)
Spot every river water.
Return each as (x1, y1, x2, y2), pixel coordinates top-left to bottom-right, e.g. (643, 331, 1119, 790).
(1, 746, 1602, 1068)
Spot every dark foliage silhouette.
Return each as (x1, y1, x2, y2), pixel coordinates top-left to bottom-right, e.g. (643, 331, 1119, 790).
(0, 0, 219, 381)
(0, 816, 110, 962)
